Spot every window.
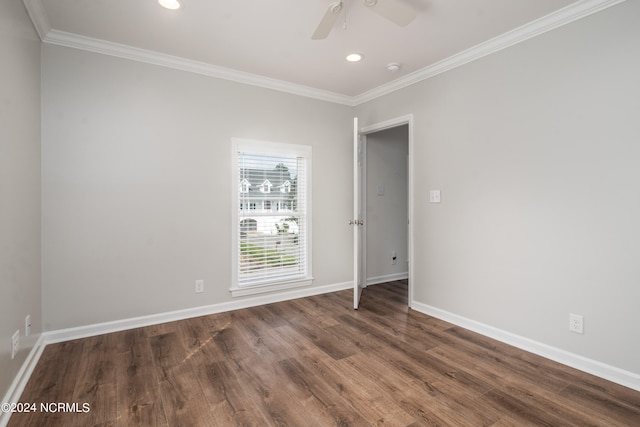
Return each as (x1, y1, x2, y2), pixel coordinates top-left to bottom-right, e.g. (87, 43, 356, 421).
(231, 139, 312, 296)
(260, 179, 272, 193)
(239, 178, 251, 193)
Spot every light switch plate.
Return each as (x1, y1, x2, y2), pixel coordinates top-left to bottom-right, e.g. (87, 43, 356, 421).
(429, 190, 441, 203)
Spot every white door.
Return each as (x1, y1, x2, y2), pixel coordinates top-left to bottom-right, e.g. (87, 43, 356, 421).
(353, 117, 365, 309)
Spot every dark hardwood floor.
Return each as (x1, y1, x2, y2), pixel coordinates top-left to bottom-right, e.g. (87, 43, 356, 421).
(8, 281, 640, 426)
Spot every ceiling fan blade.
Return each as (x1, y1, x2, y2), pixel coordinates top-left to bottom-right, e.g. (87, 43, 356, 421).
(363, 0, 416, 27)
(312, 1, 344, 40)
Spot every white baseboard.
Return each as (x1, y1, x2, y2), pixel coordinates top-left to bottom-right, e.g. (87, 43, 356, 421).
(0, 334, 46, 427)
(366, 272, 408, 286)
(43, 281, 352, 344)
(1, 280, 352, 426)
(0, 281, 353, 427)
(410, 301, 640, 392)
(10, 281, 636, 427)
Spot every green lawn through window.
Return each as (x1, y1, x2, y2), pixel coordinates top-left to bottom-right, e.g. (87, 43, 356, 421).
(240, 241, 298, 267)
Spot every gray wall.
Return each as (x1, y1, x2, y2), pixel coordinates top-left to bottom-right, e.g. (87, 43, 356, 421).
(41, 45, 354, 330)
(366, 126, 408, 282)
(6, 0, 637, 398)
(0, 0, 42, 398)
(356, 0, 640, 375)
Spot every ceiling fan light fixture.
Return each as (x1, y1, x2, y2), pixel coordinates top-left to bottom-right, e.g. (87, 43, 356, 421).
(158, 0, 182, 10)
(346, 53, 364, 62)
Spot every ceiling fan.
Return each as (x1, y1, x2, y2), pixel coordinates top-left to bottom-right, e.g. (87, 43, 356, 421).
(312, 0, 417, 40)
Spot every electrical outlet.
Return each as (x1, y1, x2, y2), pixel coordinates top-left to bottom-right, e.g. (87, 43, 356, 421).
(195, 279, 204, 293)
(25, 315, 31, 337)
(11, 330, 19, 359)
(569, 313, 584, 334)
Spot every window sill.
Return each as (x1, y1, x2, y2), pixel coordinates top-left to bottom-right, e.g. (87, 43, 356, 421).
(230, 277, 314, 298)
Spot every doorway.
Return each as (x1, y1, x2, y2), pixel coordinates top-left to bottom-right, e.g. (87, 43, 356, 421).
(356, 115, 414, 307)
(365, 125, 409, 288)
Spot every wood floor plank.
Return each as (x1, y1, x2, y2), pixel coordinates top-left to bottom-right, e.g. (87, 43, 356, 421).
(8, 280, 640, 427)
(283, 313, 359, 361)
(274, 355, 372, 426)
(430, 332, 572, 394)
(338, 348, 500, 425)
(483, 387, 573, 426)
(493, 382, 632, 427)
(150, 331, 219, 426)
(114, 329, 168, 427)
(331, 355, 420, 426)
(71, 334, 117, 426)
(202, 359, 272, 426)
(558, 382, 640, 426)
(286, 298, 342, 329)
(10, 340, 85, 427)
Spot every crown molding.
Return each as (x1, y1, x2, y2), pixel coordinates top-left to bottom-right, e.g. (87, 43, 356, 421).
(42, 30, 354, 106)
(22, 0, 51, 40)
(24, 0, 626, 107)
(352, 0, 628, 105)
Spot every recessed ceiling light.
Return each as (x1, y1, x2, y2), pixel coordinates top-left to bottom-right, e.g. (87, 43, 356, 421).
(346, 53, 364, 62)
(159, 0, 182, 10)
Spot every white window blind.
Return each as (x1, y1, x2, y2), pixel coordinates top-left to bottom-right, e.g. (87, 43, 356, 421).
(233, 140, 311, 289)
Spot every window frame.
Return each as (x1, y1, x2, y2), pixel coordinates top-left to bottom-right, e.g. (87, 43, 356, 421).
(230, 138, 313, 297)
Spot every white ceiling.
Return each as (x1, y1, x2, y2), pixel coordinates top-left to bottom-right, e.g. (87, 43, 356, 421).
(24, 0, 613, 103)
